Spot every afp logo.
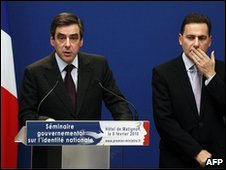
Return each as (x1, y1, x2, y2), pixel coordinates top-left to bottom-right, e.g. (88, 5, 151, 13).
(205, 158, 224, 166)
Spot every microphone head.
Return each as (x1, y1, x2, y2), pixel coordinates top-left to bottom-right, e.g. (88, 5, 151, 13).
(94, 79, 103, 87)
(94, 78, 100, 83)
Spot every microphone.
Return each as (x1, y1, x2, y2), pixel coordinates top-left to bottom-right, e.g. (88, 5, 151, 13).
(97, 81, 139, 120)
(36, 77, 60, 118)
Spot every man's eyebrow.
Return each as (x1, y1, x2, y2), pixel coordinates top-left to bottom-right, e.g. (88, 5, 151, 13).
(70, 33, 79, 36)
(185, 34, 208, 37)
(56, 33, 79, 36)
(56, 33, 66, 36)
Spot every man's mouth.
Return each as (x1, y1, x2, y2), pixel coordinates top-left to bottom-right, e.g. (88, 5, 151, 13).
(63, 51, 71, 56)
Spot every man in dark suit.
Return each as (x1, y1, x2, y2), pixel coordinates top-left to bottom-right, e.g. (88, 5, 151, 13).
(152, 13, 225, 168)
(18, 12, 132, 168)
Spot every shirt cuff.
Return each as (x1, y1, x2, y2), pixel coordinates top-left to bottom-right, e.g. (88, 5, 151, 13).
(205, 73, 216, 86)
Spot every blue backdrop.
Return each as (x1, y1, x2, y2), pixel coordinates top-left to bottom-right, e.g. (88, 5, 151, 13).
(6, 1, 225, 168)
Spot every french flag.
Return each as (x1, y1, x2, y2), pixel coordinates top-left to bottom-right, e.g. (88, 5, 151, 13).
(1, 2, 18, 168)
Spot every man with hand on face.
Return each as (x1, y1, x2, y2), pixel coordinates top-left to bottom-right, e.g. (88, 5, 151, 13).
(18, 12, 132, 168)
(152, 13, 225, 168)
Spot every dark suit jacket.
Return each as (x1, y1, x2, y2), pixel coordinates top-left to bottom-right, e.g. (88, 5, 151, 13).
(18, 51, 132, 168)
(152, 55, 225, 168)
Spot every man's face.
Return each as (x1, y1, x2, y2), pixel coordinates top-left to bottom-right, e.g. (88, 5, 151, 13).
(179, 23, 212, 60)
(50, 24, 83, 64)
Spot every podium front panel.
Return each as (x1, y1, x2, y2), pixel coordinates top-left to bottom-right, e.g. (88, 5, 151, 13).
(62, 146, 110, 169)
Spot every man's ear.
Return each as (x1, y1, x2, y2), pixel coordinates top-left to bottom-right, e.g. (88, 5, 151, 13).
(178, 33, 182, 46)
(50, 36, 55, 47)
(79, 38, 84, 48)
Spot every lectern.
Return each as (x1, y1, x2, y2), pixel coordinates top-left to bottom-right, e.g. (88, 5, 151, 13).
(15, 120, 149, 169)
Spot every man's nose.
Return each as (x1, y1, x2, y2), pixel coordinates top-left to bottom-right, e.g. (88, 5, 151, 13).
(193, 37, 199, 48)
(65, 38, 71, 47)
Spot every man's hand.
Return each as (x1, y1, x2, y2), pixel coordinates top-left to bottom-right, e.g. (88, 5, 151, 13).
(190, 48, 216, 79)
(46, 118, 55, 121)
(195, 149, 212, 168)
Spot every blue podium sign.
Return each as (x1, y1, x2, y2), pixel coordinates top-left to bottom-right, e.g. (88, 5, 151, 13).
(25, 121, 150, 146)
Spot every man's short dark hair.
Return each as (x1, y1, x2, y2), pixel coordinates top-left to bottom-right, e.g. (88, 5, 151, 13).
(180, 13, 212, 36)
(50, 12, 84, 39)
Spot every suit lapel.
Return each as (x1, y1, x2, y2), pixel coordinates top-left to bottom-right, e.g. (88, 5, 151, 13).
(199, 77, 207, 118)
(43, 53, 74, 114)
(77, 53, 93, 115)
